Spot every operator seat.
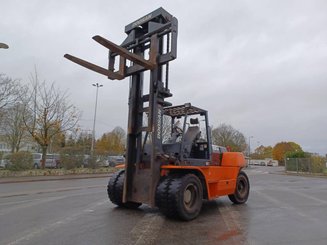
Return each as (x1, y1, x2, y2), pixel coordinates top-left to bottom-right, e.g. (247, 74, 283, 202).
(183, 126, 201, 158)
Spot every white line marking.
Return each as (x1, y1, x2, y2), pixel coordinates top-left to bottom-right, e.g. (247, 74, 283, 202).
(129, 213, 165, 245)
(5, 199, 108, 245)
(0, 198, 45, 206)
(0, 196, 67, 216)
(291, 190, 327, 205)
(254, 190, 319, 222)
(0, 190, 104, 216)
(219, 204, 252, 245)
(0, 185, 104, 198)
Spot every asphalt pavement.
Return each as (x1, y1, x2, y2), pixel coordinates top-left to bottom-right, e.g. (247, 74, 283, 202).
(0, 166, 327, 245)
(0, 173, 110, 184)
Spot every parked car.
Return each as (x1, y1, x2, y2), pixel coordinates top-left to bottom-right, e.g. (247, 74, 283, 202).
(0, 159, 9, 168)
(267, 160, 273, 166)
(33, 153, 60, 168)
(97, 156, 110, 167)
(0, 153, 10, 168)
(82, 155, 108, 168)
(108, 156, 125, 167)
(212, 145, 227, 153)
(82, 154, 90, 167)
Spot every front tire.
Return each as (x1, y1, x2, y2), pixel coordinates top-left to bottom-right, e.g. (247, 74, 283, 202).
(228, 171, 250, 204)
(107, 170, 141, 209)
(156, 174, 203, 221)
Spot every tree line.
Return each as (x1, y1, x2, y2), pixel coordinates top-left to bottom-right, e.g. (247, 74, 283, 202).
(0, 72, 79, 168)
(0, 72, 128, 168)
(1, 73, 324, 169)
(206, 124, 325, 166)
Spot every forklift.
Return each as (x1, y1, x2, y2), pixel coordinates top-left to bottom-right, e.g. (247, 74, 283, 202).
(64, 7, 249, 221)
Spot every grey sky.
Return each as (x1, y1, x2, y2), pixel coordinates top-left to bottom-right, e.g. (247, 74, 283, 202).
(1, 0, 326, 154)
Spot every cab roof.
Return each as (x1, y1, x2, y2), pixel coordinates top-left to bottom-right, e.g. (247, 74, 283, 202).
(163, 103, 207, 117)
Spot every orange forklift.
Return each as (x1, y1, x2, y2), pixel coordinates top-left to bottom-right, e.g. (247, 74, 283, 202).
(64, 7, 249, 220)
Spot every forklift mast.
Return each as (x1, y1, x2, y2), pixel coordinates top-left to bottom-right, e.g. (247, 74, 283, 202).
(64, 7, 178, 206)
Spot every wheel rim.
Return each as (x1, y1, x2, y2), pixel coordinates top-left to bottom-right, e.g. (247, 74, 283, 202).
(237, 177, 248, 198)
(183, 183, 197, 211)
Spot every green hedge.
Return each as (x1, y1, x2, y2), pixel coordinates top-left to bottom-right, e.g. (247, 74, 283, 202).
(59, 147, 103, 170)
(7, 152, 33, 171)
(311, 156, 326, 173)
(285, 156, 326, 174)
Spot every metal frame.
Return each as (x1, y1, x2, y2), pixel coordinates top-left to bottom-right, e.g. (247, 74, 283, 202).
(164, 104, 212, 163)
(64, 7, 178, 207)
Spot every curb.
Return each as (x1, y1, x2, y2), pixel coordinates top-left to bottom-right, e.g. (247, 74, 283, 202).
(0, 173, 113, 184)
(284, 171, 327, 179)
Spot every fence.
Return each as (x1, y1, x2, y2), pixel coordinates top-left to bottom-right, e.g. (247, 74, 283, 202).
(285, 158, 326, 174)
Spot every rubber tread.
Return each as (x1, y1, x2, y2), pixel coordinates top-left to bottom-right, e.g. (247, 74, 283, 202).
(156, 174, 203, 220)
(107, 170, 141, 208)
(107, 170, 125, 206)
(228, 170, 250, 204)
(156, 174, 179, 218)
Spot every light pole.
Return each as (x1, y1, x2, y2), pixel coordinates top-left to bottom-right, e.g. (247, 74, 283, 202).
(0, 43, 9, 49)
(91, 83, 103, 156)
(248, 136, 253, 166)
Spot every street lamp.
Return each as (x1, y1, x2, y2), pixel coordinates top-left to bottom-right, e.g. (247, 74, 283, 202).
(248, 136, 253, 166)
(0, 43, 9, 49)
(91, 83, 103, 156)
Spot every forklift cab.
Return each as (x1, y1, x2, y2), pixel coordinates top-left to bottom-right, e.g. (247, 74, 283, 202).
(162, 103, 212, 165)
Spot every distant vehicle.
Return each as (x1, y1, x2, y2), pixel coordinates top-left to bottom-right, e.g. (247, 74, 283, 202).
(82, 154, 90, 167)
(108, 156, 125, 167)
(82, 155, 109, 168)
(97, 156, 110, 167)
(212, 145, 227, 153)
(33, 153, 60, 169)
(0, 153, 10, 168)
(260, 162, 266, 166)
(0, 159, 9, 168)
(267, 161, 273, 166)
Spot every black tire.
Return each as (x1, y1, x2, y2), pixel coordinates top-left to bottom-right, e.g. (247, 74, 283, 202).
(228, 171, 250, 204)
(34, 163, 39, 169)
(156, 174, 203, 221)
(107, 170, 141, 209)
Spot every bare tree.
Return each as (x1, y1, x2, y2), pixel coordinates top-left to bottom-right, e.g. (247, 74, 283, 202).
(0, 75, 29, 152)
(1, 103, 32, 152)
(0, 74, 21, 114)
(211, 123, 247, 152)
(23, 72, 81, 168)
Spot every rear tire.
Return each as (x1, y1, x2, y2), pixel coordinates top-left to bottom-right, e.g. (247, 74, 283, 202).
(156, 174, 203, 221)
(228, 171, 250, 204)
(107, 170, 141, 209)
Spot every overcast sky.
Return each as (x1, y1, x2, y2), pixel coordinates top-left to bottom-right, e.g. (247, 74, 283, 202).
(1, 0, 326, 154)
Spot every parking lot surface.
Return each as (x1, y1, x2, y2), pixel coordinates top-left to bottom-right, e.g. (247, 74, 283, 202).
(0, 166, 326, 245)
